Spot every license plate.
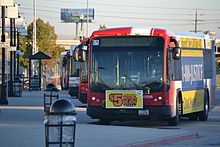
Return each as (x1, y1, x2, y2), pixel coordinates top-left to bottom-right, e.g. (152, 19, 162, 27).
(138, 110, 149, 116)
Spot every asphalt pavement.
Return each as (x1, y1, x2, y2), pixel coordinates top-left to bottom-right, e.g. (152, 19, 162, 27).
(0, 90, 202, 147)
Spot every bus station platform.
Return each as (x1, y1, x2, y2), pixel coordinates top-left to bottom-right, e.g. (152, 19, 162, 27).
(0, 90, 198, 147)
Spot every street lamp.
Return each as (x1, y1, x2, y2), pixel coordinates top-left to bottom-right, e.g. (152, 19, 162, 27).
(44, 99, 77, 147)
(6, 3, 19, 97)
(0, 0, 14, 104)
(44, 83, 59, 113)
(4, 17, 27, 78)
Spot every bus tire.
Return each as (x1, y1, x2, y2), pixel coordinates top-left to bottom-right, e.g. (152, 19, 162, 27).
(168, 95, 181, 126)
(198, 90, 209, 121)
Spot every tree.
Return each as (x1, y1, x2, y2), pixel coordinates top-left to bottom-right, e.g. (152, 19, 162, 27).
(20, 18, 65, 71)
(99, 25, 107, 30)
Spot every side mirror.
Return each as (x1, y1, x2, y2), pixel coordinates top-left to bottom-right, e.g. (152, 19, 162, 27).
(172, 47, 181, 60)
(170, 37, 181, 60)
(78, 49, 86, 62)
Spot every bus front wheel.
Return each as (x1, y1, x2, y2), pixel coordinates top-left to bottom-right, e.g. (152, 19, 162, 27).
(198, 90, 209, 121)
(168, 96, 181, 126)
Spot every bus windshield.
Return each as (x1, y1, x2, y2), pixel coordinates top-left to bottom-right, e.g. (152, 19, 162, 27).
(90, 36, 164, 93)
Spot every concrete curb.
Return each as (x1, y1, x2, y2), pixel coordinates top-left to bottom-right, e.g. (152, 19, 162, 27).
(117, 132, 199, 147)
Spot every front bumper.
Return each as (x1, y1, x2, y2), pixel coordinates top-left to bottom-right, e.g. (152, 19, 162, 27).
(87, 105, 172, 120)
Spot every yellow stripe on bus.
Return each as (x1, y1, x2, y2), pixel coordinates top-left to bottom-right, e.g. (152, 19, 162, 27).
(182, 89, 204, 114)
(181, 50, 203, 57)
(178, 37, 204, 48)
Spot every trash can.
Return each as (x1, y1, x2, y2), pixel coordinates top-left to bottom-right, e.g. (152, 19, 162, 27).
(13, 77, 23, 97)
(30, 75, 39, 91)
(44, 99, 77, 147)
(44, 83, 59, 113)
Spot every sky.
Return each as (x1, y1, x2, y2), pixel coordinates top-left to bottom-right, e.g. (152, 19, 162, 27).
(14, 0, 220, 39)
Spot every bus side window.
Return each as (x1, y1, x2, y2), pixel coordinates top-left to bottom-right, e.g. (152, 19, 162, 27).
(73, 69, 79, 77)
(169, 46, 182, 81)
(204, 50, 213, 79)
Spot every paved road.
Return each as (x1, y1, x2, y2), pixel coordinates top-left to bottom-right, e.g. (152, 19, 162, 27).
(0, 88, 219, 147)
(161, 87, 220, 147)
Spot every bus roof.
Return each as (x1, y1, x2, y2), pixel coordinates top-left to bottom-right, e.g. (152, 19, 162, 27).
(91, 26, 214, 41)
(174, 32, 215, 40)
(91, 26, 171, 36)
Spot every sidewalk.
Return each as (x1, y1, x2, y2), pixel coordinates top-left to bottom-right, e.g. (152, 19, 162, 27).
(0, 91, 198, 147)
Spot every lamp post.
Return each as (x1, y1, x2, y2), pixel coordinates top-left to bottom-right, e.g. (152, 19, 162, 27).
(44, 83, 59, 113)
(0, 0, 14, 104)
(7, 3, 19, 97)
(45, 99, 77, 147)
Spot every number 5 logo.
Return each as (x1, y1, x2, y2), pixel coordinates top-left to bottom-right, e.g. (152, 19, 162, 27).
(109, 94, 123, 107)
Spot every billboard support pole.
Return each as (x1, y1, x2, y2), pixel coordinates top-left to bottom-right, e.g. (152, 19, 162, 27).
(86, 0, 89, 37)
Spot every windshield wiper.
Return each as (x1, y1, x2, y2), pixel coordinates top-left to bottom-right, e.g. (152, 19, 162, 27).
(97, 75, 109, 89)
(123, 73, 142, 89)
(140, 80, 163, 88)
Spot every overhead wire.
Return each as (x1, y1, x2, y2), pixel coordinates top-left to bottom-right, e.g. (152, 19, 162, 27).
(21, 4, 194, 16)
(43, 0, 220, 11)
(20, 6, 220, 24)
(18, 1, 220, 29)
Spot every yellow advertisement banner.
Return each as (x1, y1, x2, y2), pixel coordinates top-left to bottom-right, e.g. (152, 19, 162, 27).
(181, 50, 203, 57)
(178, 37, 204, 48)
(105, 90, 143, 109)
(182, 89, 204, 114)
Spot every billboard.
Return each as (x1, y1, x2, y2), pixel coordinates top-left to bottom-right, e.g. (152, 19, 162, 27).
(61, 8, 94, 23)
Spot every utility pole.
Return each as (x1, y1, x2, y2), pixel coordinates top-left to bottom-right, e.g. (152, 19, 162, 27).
(86, 0, 89, 37)
(190, 9, 203, 33)
(33, 0, 37, 75)
(194, 9, 198, 33)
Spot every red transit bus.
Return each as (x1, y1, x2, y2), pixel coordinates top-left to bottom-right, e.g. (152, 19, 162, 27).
(60, 45, 80, 97)
(77, 38, 89, 103)
(78, 60, 89, 103)
(78, 27, 216, 125)
(68, 45, 80, 97)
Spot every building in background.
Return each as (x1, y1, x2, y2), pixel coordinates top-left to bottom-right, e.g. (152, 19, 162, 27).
(56, 39, 80, 50)
(216, 39, 220, 58)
